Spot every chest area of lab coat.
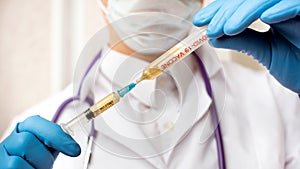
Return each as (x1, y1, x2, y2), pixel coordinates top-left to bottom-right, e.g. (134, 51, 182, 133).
(58, 97, 285, 169)
(55, 66, 287, 169)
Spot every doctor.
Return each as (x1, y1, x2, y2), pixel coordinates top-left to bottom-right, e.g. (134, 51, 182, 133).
(1, 0, 300, 169)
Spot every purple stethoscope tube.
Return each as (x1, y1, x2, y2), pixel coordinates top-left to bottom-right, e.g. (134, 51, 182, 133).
(52, 50, 226, 169)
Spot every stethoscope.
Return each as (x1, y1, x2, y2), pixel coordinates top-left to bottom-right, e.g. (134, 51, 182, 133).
(51, 49, 226, 169)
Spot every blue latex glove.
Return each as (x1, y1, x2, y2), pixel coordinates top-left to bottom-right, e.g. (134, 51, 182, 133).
(193, 0, 300, 94)
(0, 115, 81, 169)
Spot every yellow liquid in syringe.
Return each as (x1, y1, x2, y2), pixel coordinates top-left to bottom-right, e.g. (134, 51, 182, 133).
(136, 67, 163, 84)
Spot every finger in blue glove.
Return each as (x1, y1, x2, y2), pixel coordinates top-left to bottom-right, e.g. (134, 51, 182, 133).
(0, 115, 81, 169)
(261, 1, 300, 24)
(193, 0, 280, 38)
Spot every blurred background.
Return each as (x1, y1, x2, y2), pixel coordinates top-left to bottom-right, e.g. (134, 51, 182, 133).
(0, 0, 267, 135)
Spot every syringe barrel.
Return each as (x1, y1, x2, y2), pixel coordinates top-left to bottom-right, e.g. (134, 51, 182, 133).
(149, 27, 208, 71)
(61, 109, 93, 135)
(90, 92, 120, 117)
(61, 92, 123, 135)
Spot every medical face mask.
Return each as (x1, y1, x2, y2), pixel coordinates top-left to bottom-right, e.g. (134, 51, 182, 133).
(100, 0, 201, 55)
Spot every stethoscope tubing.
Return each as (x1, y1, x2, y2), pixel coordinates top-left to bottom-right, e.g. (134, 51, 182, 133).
(195, 54, 226, 169)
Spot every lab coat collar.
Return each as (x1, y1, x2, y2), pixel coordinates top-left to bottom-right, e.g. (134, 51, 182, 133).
(194, 43, 223, 79)
(194, 43, 226, 125)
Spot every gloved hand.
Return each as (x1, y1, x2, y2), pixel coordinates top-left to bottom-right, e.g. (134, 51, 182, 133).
(193, 0, 300, 94)
(0, 115, 81, 169)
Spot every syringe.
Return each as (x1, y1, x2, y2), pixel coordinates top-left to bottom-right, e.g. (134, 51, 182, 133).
(136, 27, 208, 84)
(61, 83, 136, 135)
(61, 27, 207, 135)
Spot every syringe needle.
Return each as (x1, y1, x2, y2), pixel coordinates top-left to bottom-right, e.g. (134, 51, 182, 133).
(117, 83, 136, 97)
(61, 83, 136, 135)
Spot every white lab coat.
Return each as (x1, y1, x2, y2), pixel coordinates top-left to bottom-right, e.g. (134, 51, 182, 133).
(3, 32, 300, 169)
